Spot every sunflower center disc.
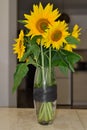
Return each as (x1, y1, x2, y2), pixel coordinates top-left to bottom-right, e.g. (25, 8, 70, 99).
(51, 30, 62, 41)
(36, 19, 49, 33)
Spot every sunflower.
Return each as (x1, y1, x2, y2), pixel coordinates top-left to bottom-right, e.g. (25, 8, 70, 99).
(72, 24, 81, 40)
(24, 3, 60, 38)
(64, 44, 76, 52)
(13, 30, 25, 60)
(42, 21, 70, 49)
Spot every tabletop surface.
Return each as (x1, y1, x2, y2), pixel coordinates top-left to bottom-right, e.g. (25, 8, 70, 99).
(0, 108, 87, 130)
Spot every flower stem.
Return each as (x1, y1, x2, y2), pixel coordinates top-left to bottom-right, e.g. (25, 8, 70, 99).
(49, 47, 52, 85)
(38, 102, 54, 123)
(41, 44, 46, 88)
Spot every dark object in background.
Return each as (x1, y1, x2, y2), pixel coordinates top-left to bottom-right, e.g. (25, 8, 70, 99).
(26, 64, 36, 107)
(75, 61, 87, 71)
(17, 64, 36, 108)
(26, 65, 36, 91)
(58, 12, 70, 24)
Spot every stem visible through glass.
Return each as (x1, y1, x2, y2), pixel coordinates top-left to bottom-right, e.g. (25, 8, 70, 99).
(41, 44, 46, 89)
(49, 47, 51, 85)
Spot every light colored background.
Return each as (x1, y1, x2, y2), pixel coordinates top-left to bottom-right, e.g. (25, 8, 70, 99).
(0, 0, 17, 107)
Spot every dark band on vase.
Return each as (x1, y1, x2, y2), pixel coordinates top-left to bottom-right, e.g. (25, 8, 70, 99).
(33, 85, 57, 102)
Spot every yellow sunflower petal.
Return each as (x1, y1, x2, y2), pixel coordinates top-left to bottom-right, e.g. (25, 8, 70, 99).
(72, 24, 81, 40)
(64, 44, 77, 52)
(39, 2, 43, 12)
(13, 30, 25, 60)
(33, 4, 38, 13)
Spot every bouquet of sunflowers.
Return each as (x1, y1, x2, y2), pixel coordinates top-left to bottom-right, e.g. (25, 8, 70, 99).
(13, 3, 81, 124)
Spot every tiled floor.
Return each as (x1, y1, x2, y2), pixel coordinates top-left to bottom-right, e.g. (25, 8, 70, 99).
(76, 110, 87, 129)
(0, 108, 87, 130)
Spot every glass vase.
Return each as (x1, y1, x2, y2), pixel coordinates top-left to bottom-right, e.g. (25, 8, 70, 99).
(33, 67, 57, 125)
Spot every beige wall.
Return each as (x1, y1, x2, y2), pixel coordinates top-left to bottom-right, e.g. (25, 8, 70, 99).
(0, 0, 17, 107)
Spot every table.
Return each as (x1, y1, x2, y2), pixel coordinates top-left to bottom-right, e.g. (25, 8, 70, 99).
(0, 108, 87, 130)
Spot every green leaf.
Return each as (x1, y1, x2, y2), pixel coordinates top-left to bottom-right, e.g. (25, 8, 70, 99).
(12, 63, 29, 93)
(68, 61, 75, 72)
(21, 44, 40, 62)
(65, 36, 80, 44)
(27, 56, 38, 67)
(58, 66, 69, 76)
(20, 48, 31, 61)
(30, 35, 42, 44)
(31, 44, 40, 60)
(60, 49, 82, 72)
(61, 50, 81, 64)
(21, 36, 41, 62)
(51, 51, 69, 67)
(51, 49, 81, 73)
(18, 20, 26, 24)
